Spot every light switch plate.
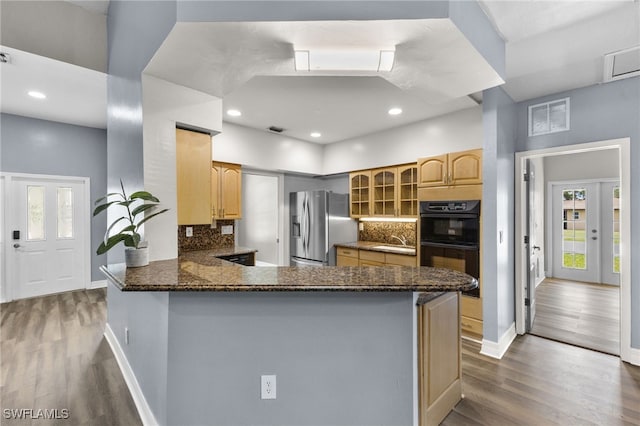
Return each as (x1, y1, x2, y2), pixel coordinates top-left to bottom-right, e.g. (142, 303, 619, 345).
(221, 225, 233, 235)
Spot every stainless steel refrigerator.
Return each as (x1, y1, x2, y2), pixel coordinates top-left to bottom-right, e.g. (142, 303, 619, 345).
(290, 190, 357, 266)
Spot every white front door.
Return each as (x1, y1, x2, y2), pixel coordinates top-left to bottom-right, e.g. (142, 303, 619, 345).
(11, 176, 88, 299)
(551, 181, 619, 285)
(552, 183, 600, 282)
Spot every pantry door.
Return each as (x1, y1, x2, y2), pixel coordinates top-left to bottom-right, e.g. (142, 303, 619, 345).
(11, 175, 89, 299)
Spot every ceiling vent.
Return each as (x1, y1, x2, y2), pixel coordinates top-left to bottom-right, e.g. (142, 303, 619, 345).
(604, 46, 640, 83)
(268, 126, 285, 133)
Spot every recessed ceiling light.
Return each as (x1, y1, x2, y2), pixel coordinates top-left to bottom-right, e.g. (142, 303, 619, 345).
(28, 91, 46, 99)
(227, 109, 242, 117)
(310, 132, 322, 138)
(388, 107, 402, 116)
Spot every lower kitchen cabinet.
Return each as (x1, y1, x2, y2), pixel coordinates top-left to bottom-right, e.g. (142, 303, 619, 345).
(336, 247, 359, 266)
(418, 292, 461, 426)
(335, 246, 417, 267)
(461, 295, 483, 338)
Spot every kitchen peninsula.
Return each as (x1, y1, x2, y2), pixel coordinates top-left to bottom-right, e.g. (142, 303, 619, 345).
(102, 250, 476, 426)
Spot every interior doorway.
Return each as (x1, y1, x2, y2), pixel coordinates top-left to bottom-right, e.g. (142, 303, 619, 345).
(238, 171, 283, 266)
(515, 138, 631, 362)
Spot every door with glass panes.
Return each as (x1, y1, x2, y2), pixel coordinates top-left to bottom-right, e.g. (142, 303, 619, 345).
(12, 176, 87, 299)
(552, 182, 619, 285)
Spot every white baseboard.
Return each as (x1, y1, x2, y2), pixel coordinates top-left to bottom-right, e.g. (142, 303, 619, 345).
(88, 280, 107, 289)
(622, 345, 640, 366)
(104, 323, 158, 426)
(480, 323, 517, 359)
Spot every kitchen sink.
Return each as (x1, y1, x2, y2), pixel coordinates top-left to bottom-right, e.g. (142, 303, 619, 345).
(372, 245, 416, 254)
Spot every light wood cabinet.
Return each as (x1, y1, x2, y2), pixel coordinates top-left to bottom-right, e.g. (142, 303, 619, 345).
(335, 246, 417, 267)
(212, 161, 242, 220)
(176, 128, 212, 225)
(350, 163, 417, 218)
(336, 247, 359, 266)
(418, 292, 462, 426)
(349, 171, 371, 218)
(418, 149, 482, 188)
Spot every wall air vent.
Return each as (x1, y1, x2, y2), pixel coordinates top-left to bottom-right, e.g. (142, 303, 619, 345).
(604, 45, 640, 83)
(528, 97, 570, 137)
(268, 126, 285, 133)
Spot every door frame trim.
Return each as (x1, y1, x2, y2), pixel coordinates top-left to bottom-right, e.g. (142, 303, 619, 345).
(1, 172, 91, 302)
(515, 138, 632, 364)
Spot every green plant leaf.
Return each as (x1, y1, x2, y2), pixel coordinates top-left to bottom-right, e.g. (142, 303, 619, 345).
(131, 203, 159, 217)
(94, 192, 124, 205)
(103, 217, 129, 245)
(130, 191, 160, 202)
(96, 233, 129, 255)
(117, 200, 135, 207)
(123, 232, 141, 248)
(135, 208, 169, 229)
(93, 200, 121, 216)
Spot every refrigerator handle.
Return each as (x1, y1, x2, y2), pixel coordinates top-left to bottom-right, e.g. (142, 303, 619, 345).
(305, 197, 311, 256)
(301, 194, 308, 256)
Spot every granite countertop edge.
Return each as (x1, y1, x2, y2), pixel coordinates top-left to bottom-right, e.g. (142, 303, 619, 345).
(100, 247, 477, 294)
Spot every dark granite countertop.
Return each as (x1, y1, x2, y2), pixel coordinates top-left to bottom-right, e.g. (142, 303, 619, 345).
(416, 292, 447, 305)
(194, 246, 257, 257)
(100, 249, 477, 293)
(335, 241, 416, 256)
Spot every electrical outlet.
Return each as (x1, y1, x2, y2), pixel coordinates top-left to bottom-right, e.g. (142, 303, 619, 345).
(358, 222, 364, 231)
(261, 375, 276, 400)
(221, 225, 233, 235)
(186, 226, 193, 237)
(124, 327, 130, 345)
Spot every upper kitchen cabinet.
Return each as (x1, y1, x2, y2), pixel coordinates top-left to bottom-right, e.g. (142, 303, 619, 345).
(176, 128, 212, 225)
(349, 171, 371, 218)
(371, 163, 418, 217)
(212, 161, 242, 220)
(418, 149, 482, 188)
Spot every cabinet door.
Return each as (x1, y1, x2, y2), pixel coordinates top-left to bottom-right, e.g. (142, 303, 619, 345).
(176, 129, 212, 225)
(417, 155, 448, 187)
(337, 255, 360, 266)
(397, 164, 418, 216)
(211, 163, 220, 219)
(449, 149, 482, 185)
(220, 164, 242, 219)
(349, 171, 371, 218)
(372, 168, 397, 216)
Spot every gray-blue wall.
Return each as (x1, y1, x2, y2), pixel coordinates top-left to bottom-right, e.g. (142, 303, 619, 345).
(515, 76, 640, 348)
(106, 0, 176, 264)
(0, 113, 107, 281)
(482, 87, 517, 342)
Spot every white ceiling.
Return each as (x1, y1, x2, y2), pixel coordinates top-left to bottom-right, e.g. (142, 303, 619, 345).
(0, 46, 107, 129)
(1, 1, 638, 137)
(480, 0, 639, 101)
(144, 19, 499, 143)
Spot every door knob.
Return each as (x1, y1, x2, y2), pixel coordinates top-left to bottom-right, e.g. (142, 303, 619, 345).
(13, 243, 20, 248)
(533, 246, 541, 251)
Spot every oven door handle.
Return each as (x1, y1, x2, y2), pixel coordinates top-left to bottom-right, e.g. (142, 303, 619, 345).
(420, 241, 479, 250)
(420, 213, 479, 219)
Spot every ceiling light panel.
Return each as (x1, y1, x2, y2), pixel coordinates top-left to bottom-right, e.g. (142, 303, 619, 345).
(28, 90, 46, 99)
(294, 48, 395, 72)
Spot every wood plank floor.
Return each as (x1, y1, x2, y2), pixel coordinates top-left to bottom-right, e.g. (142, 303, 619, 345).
(0, 289, 141, 426)
(2, 289, 639, 426)
(444, 337, 640, 425)
(530, 277, 620, 355)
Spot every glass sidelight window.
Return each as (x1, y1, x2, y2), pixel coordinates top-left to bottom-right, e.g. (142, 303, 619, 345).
(57, 187, 74, 239)
(27, 185, 46, 240)
(562, 188, 587, 270)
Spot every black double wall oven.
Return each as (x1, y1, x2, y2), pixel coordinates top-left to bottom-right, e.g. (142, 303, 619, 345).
(420, 200, 480, 298)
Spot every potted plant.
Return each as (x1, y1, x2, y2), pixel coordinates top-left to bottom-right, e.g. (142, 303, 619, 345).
(93, 180, 168, 267)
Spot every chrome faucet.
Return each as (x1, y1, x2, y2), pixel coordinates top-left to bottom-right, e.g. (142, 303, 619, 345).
(391, 235, 408, 247)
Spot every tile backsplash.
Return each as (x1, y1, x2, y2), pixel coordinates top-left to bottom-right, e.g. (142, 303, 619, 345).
(359, 221, 417, 246)
(178, 221, 235, 252)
